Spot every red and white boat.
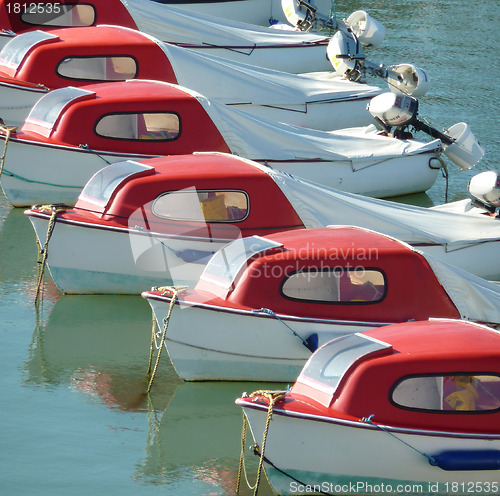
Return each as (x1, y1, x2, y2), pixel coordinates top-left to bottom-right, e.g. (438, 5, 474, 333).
(0, 78, 448, 207)
(236, 319, 500, 495)
(25, 154, 500, 295)
(0, 0, 337, 72)
(0, 24, 382, 128)
(25, 153, 306, 294)
(142, 226, 500, 381)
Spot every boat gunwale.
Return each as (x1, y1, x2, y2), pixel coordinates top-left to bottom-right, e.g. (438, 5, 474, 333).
(143, 292, 398, 328)
(237, 399, 500, 440)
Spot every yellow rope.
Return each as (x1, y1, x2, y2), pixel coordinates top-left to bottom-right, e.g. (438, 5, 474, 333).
(34, 204, 68, 307)
(237, 390, 287, 495)
(146, 285, 187, 394)
(0, 124, 17, 179)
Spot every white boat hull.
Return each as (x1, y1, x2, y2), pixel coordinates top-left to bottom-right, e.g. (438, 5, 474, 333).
(0, 135, 440, 207)
(28, 214, 232, 294)
(0, 82, 47, 128)
(145, 297, 389, 381)
(241, 404, 500, 495)
(0, 137, 153, 207)
(28, 209, 500, 294)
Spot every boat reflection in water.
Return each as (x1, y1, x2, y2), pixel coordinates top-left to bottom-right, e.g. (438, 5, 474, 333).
(23, 294, 278, 494)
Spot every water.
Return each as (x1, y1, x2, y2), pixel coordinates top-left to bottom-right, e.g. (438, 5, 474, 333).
(0, 1, 498, 495)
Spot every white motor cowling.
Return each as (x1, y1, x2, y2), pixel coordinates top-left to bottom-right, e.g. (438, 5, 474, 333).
(345, 10, 385, 47)
(387, 64, 431, 98)
(367, 92, 417, 127)
(327, 30, 364, 78)
(468, 171, 500, 209)
(282, 0, 309, 29)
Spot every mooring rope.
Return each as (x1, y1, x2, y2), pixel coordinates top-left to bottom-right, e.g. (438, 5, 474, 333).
(78, 144, 112, 165)
(237, 390, 287, 495)
(34, 204, 69, 307)
(146, 286, 187, 394)
(253, 308, 308, 347)
(0, 124, 17, 180)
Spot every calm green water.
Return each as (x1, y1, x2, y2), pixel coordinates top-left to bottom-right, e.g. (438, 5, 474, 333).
(0, 1, 498, 495)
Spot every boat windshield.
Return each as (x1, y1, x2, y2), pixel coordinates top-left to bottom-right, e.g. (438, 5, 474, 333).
(25, 86, 95, 133)
(200, 235, 283, 293)
(0, 30, 58, 70)
(80, 161, 154, 206)
(297, 333, 392, 404)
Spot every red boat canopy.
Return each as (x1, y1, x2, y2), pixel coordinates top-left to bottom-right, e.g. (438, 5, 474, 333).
(291, 320, 500, 434)
(0, 25, 176, 84)
(70, 153, 304, 238)
(0, 0, 137, 34)
(20, 80, 231, 155)
(195, 227, 461, 323)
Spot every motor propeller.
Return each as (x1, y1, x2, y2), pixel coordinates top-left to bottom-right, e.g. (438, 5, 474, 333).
(367, 92, 485, 170)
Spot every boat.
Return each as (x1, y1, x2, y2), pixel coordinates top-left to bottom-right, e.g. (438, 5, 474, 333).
(25, 154, 500, 295)
(236, 319, 500, 495)
(25, 153, 307, 294)
(0, 78, 453, 207)
(141, 226, 500, 381)
(0, 0, 339, 72)
(0, 24, 382, 129)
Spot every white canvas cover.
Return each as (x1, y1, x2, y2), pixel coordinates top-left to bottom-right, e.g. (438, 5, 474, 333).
(121, 0, 328, 50)
(422, 255, 500, 325)
(262, 166, 500, 249)
(185, 87, 440, 167)
(154, 41, 381, 108)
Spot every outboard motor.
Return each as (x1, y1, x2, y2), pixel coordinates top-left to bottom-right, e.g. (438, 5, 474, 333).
(282, 0, 335, 31)
(282, 0, 385, 45)
(327, 30, 431, 97)
(468, 171, 500, 213)
(367, 92, 485, 170)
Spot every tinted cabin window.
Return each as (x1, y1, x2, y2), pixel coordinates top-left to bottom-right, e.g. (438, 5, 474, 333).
(152, 190, 249, 222)
(281, 268, 385, 303)
(95, 113, 180, 141)
(58, 56, 138, 81)
(21, 4, 96, 27)
(392, 374, 500, 412)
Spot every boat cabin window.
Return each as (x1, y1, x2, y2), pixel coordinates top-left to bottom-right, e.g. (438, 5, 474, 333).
(297, 334, 392, 400)
(80, 161, 154, 206)
(200, 236, 283, 292)
(20, 4, 96, 27)
(26, 86, 95, 134)
(57, 56, 138, 81)
(95, 112, 180, 141)
(281, 268, 386, 304)
(0, 30, 58, 70)
(152, 189, 249, 223)
(392, 374, 500, 413)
